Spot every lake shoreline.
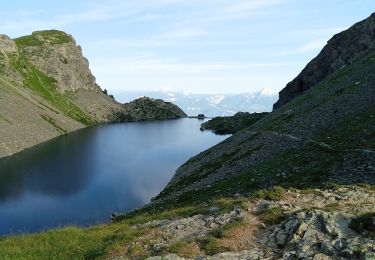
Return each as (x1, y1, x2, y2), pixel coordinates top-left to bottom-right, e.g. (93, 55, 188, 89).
(0, 118, 227, 236)
(0, 117, 194, 161)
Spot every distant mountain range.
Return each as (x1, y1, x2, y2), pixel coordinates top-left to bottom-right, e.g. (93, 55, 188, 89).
(113, 88, 278, 117)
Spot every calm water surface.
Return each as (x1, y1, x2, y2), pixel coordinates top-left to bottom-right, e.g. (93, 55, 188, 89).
(0, 119, 227, 235)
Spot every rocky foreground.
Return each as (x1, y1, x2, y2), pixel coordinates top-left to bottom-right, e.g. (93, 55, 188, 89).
(111, 186, 374, 259)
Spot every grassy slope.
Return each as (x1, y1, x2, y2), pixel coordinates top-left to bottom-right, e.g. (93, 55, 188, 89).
(14, 30, 72, 47)
(0, 197, 247, 259)
(154, 47, 375, 205)
(6, 31, 96, 126)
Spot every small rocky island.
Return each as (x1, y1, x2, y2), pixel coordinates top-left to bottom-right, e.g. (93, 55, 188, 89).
(112, 96, 187, 122)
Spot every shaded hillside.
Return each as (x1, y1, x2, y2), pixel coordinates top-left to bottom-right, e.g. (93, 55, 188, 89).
(274, 12, 375, 109)
(200, 112, 268, 135)
(154, 16, 375, 205)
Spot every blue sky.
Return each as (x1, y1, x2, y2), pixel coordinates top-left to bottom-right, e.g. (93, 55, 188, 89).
(0, 1, 374, 94)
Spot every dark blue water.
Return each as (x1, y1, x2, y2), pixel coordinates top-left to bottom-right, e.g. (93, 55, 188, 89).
(0, 119, 227, 235)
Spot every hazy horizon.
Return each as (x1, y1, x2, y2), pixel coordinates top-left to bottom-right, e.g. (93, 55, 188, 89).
(1, 1, 374, 94)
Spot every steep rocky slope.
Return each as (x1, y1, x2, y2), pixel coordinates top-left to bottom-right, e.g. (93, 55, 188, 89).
(0, 30, 121, 157)
(154, 13, 375, 206)
(113, 97, 187, 122)
(274, 12, 375, 109)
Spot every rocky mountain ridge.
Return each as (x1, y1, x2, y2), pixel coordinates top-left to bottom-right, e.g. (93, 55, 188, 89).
(274, 12, 375, 109)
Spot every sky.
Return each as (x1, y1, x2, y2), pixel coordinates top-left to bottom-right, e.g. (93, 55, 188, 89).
(0, 1, 374, 94)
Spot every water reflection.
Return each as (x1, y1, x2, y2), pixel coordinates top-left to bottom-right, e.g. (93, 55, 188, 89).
(0, 119, 227, 235)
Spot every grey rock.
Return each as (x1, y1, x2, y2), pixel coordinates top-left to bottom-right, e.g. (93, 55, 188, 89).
(312, 253, 330, 260)
(274, 12, 375, 109)
(113, 97, 187, 122)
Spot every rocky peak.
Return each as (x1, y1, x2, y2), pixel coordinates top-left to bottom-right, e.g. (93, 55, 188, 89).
(0, 35, 17, 53)
(273, 12, 375, 109)
(14, 30, 75, 47)
(13, 30, 99, 93)
(113, 96, 187, 122)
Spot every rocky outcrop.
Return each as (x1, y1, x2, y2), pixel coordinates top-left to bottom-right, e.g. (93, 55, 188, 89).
(113, 97, 187, 122)
(273, 12, 375, 109)
(0, 35, 17, 53)
(111, 186, 375, 259)
(16, 30, 99, 92)
(200, 112, 268, 135)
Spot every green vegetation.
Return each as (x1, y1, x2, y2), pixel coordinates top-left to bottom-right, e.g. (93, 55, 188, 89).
(255, 186, 286, 201)
(117, 197, 246, 224)
(349, 212, 375, 238)
(211, 227, 225, 238)
(40, 114, 67, 134)
(201, 112, 268, 135)
(168, 241, 188, 253)
(9, 52, 95, 126)
(0, 223, 145, 259)
(324, 202, 341, 212)
(156, 140, 341, 208)
(213, 217, 245, 238)
(197, 237, 228, 255)
(0, 196, 247, 259)
(0, 114, 12, 124)
(256, 206, 286, 225)
(167, 241, 199, 257)
(14, 30, 72, 47)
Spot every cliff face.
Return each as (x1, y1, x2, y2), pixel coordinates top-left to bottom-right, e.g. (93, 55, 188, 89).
(15, 30, 98, 92)
(273, 12, 375, 109)
(0, 30, 121, 157)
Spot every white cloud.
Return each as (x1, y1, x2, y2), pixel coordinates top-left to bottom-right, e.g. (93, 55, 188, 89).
(270, 26, 348, 57)
(91, 56, 291, 75)
(219, 0, 282, 14)
(274, 38, 328, 56)
(260, 88, 278, 96)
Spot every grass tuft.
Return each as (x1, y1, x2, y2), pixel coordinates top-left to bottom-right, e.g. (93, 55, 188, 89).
(349, 212, 375, 238)
(256, 206, 286, 225)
